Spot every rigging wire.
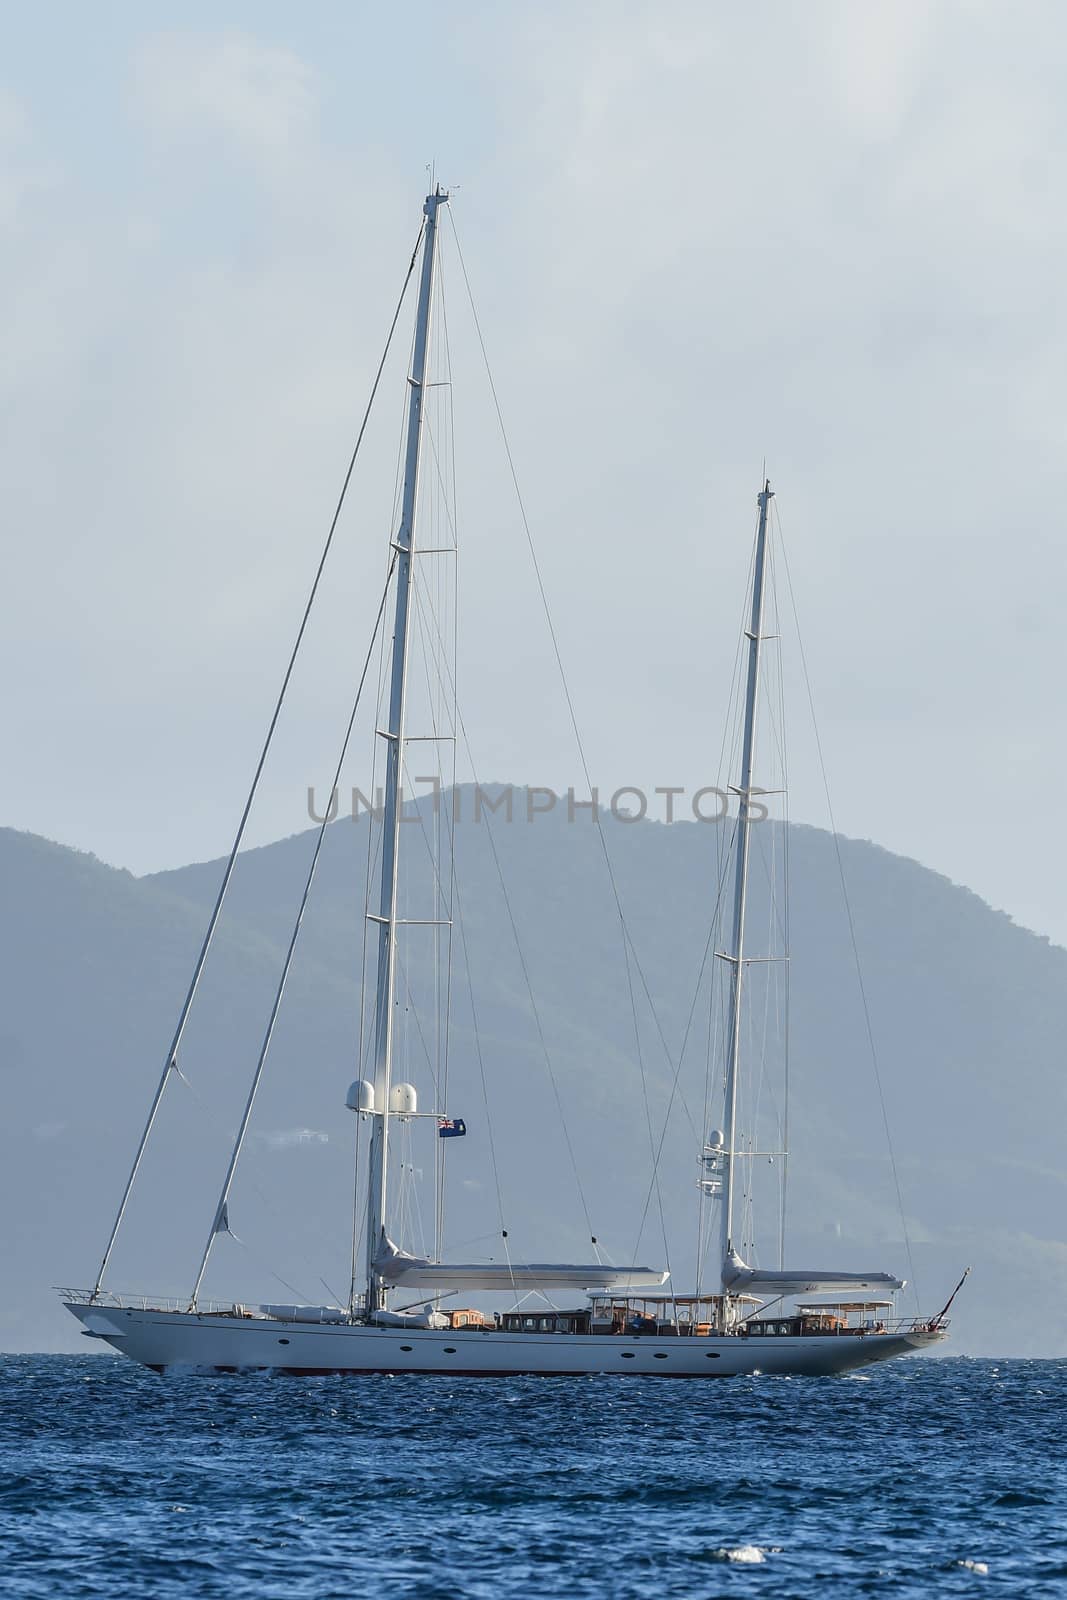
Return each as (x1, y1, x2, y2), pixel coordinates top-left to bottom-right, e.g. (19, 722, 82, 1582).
(385, 544, 515, 1280)
(393, 419, 599, 1255)
(426, 262, 446, 1268)
(447, 208, 699, 1252)
(713, 521, 792, 1269)
(351, 247, 463, 1276)
(367, 554, 459, 1267)
(355, 596, 391, 1095)
(354, 249, 457, 1281)
(231, 1233, 313, 1308)
(393, 943, 443, 1099)
(631, 845, 734, 1266)
(773, 501, 921, 1309)
(461, 729, 600, 1245)
(694, 541, 757, 1290)
(348, 1110, 365, 1315)
(694, 931, 723, 1296)
(769, 531, 792, 1270)
(385, 501, 514, 1277)
(453, 869, 517, 1296)
(403, 538, 600, 1246)
(619, 907, 676, 1294)
(741, 675, 790, 1261)
(189, 553, 398, 1306)
(354, 230, 425, 1106)
(164, 1051, 344, 1302)
(91, 224, 425, 1301)
(438, 287, 460, 1268)
(693, 508, 799, 1284)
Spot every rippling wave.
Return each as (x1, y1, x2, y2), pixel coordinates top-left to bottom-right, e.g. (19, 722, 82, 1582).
(1, 1355, 1064, 1596)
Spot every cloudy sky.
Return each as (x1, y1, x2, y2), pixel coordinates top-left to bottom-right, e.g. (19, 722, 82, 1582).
(3, 1, 1067, 941)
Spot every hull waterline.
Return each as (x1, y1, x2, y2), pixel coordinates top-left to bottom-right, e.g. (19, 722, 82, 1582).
(67, 1303, 945, 1378)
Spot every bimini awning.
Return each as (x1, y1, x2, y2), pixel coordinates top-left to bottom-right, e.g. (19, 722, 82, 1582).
(374, 1236, 669, 1293)
(722, 1251, 904, 1299)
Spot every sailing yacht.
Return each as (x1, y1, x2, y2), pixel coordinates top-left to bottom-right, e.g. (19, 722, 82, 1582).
(63, 188, 951, 1376)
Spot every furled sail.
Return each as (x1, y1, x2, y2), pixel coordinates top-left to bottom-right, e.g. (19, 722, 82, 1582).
(374, 1236, 669, 1293)
(722, 1251, 904, 1299)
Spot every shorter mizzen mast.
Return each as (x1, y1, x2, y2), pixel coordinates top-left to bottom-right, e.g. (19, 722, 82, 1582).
(718, 479, 774, 1297)
(717, 480, 904, 1311)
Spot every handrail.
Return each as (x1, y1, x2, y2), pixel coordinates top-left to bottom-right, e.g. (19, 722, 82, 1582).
(741, 1314, 944, 1337)
(60, 1288, 262, 1315)
(58, 1287, 937, 1337)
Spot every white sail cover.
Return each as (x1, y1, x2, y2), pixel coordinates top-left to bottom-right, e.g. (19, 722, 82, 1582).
(374, 1236, 668, 1293)
(722, 1251, 904, 1298)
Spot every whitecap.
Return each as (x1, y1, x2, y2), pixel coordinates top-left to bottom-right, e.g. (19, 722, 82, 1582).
(957, 1559, 990, 1575)
(713, 1546, 769, 1564)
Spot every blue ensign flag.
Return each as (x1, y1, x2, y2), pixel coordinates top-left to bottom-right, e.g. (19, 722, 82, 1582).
(437, 1118, 466, 1139)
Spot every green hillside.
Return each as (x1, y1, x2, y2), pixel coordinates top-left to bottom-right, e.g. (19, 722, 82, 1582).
(2, 792, 1065, 1355)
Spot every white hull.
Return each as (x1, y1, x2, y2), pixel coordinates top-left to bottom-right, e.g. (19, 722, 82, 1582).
(68, 1302, 944, 1378)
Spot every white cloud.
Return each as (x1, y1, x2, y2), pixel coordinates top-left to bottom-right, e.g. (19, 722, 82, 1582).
(823, 0, 936, 137)
(131, 32, 318, 163)
(4, 3, 1067, 943)
(253, 1128, 329, 1151)
(0, 90, 52, 230)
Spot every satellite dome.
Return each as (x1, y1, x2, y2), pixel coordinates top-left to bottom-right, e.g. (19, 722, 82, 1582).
(346, 1080, 375, 1113)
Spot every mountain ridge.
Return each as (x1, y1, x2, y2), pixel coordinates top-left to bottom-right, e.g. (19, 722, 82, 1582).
(1, 796, 1064, 1356)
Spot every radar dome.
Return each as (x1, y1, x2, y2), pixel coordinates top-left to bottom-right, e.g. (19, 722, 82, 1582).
(346, 1080, 375, 1113)
(389, 1082, 417, 1116)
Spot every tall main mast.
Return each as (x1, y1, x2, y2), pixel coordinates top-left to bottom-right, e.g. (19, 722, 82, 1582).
(365, 187, 448, 1311)
(719, 479, 774, 1293)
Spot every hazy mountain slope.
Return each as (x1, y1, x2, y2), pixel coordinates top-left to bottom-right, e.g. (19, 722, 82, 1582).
(2, 794, 1065, 1355)
(0, 829, 366, 1349)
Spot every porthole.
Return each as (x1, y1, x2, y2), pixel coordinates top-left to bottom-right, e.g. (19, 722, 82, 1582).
(705, 1352, 721, 1360)
(653, 1353, 668, 1360)
(400, 1345, 413, 1353)
(278, 1338, 290, 1346)
(443, 1346, 457, 1354)
(620, 1352, 636, 1359)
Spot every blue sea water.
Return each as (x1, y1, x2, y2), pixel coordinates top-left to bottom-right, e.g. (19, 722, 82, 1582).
(0, 1354, 1064, 1598)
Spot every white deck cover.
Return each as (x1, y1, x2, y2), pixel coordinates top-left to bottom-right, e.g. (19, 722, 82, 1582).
(374, 1236, 669, 1292)
(722, 1251, 904, 1298)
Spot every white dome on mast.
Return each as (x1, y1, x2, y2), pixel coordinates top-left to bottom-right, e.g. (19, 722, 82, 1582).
(346, 1081, 375, 1114)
